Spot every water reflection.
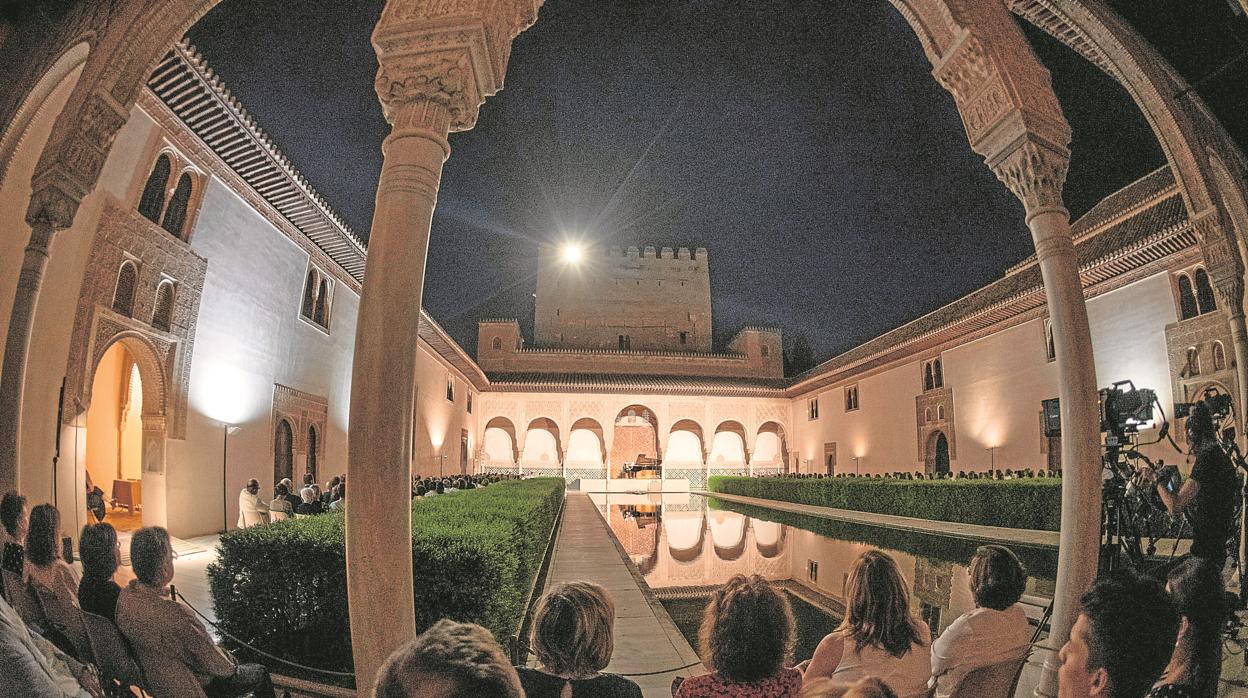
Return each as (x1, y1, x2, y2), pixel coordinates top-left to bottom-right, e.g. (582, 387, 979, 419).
(592, 492, 1056, 643)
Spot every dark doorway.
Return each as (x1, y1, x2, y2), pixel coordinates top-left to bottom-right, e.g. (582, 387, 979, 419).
(274, 419, 293, 485)
(934, 432, 950, 476)
(460, 429, 469, 475)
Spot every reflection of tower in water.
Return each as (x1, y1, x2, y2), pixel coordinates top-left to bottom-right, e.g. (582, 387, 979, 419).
(914, 557, 953, 637)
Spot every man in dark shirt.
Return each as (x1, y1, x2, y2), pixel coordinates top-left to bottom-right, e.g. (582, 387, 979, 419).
(1143, 403, 1238, 567)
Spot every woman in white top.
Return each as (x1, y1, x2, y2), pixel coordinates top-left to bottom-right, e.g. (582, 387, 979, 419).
(929, 545, 1032, 698)
(804, 550, 932, 698)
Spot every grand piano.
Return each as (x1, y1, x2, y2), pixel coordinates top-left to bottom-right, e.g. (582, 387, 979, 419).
(622, 454, 661, 478)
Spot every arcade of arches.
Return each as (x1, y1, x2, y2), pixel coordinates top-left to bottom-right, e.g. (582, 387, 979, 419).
(1, 0, 1247, 693)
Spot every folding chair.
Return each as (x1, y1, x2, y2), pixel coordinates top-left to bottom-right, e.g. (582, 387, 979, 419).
(31, 583, 92, 663)
(947, 656, 1029, 698)
(82, 610, 149, 694)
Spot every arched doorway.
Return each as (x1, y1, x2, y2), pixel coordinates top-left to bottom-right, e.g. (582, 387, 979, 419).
(76, 334, 169, 534)
(83, 343, 145, 531)
(925, 431, 950, 476)
(611, 405, 659, 479)
(274, 419, 293, 485)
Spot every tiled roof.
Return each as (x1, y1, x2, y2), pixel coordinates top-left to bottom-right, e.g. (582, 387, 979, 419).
(485, 372, 788, 396)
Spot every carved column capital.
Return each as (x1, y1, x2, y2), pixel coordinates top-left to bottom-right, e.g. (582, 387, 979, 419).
(989, 137, 1070, 217)
(24, 182, 79, 230)
(27, 90, 129, 229)
(372, 0, 543, 134)
(1214, 275, 1245, 316)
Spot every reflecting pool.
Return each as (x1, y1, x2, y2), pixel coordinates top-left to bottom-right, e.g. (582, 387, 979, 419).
(591, 492, 1057, 658)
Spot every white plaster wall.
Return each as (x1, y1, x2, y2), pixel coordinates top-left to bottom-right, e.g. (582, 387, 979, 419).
(181, 176, 359, 536)
(410, 344, 477, 480)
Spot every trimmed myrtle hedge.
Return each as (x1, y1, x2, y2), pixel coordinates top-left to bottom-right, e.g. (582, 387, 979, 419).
(708, 476, 1062, 531)
(207, 478, 564, 678)
(707, 496, 1058, 579)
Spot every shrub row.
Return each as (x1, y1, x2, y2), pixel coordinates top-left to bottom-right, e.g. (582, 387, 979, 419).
(207, 478, 565, 679)
(707, 475, 1061, 531)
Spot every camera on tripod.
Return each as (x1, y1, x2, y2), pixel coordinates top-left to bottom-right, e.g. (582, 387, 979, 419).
(1174, 391, 1233, 422)
(1099, 380, 1157, 444)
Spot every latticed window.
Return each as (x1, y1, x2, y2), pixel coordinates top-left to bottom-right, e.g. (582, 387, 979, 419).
(1177, 274, 1199, 320)
(1213, 341, 1227, 372)
(151, 280, 175, 331)
(845, 385, 860, 411)
(161, 172, 194, 238)
(137, 154, 171, 223)
(113, 261, 138, 316)
(1194, 268, 1218, 315)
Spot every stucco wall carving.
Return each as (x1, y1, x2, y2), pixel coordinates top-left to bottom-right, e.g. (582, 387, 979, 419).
(63, 198, 207, 439)
(915, 386, 957, 469)
(271, 383, 329, 477)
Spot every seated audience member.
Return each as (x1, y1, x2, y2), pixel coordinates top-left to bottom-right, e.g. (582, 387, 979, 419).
(802, 677, 898, 698)
(0, 490, 28, 572)
(77, 523, 122, 622)
(434, 482, 446, 496)
(24, 504, 79, 604)
(1057, 569, 1178, 698)
(269, 484, 294, 519)
(675, 574, 801, 697)
(296, 488, 324, 516)
(930, 545, 1031, 697)
(515, 581, 642, 697)
(85, 473, 106, 524)
(374, 619, 523, 698)
(235, 479, 268, 528)
(0, 595, 101, 697)
(805, 551, 931, 697)
(329, 484, 346, 511)
(280, 478, 301, 511)
(1147, 558, 1228, 698)
(415, 485, 427, 499)
(117, 527, 275, 698)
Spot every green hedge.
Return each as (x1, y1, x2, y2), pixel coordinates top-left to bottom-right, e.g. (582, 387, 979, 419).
(207, 478, 565, 679)
(707, 476, 1062, 531)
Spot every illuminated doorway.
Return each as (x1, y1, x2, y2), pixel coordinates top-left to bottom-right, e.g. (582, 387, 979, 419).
(84, 343, 146, 532)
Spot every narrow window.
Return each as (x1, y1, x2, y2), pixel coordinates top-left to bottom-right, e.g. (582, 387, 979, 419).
(301, 269, 317, 319)
(1178, 274, 1198, 320)
(808, 398, 819, 421)
(137, 154, 171, 223)
(1214, 341, 1227, 372)
(1044, 319, 1057, 362)
(679, 331, 687, 345)
(924, 363, 934, 391)
(113, 261, 138, 316)
(1186, 346, 1201, 377)
(312, 277, 330, 327)
(1194, 268, 1218, 315)
(151, 280, 175, 332)
(618, 335, 625, 350)
(933, 359, 943, 388)
(161, 172, 194, 238)
(937, 405, 945, 420)
(467, 392, 473, 414)
(446, 376, 455, 402)
(924, 407, 933, 423)
(845, 385, 859, 412)
(491, 336, 503, 351)
(761, 344, 770, 357)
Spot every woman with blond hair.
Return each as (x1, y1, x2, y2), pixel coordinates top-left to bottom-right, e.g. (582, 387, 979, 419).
(676, 574, 801, 697)
(804, 551, 931, 698)
(515, 581, 642, 697)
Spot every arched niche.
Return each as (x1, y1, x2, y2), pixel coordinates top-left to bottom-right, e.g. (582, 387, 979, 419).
(710, 421, 748, 466)
(482, 416, 518, 466)
(567, 417, 605, 467)
(521, 417, 561, 467)
(665, 419, 705, 465)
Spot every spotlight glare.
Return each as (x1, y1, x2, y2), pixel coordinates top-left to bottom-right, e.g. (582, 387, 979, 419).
(562, 243, 583, 263)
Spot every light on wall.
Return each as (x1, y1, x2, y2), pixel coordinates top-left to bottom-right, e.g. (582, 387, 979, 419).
(561, 243, 583, 264)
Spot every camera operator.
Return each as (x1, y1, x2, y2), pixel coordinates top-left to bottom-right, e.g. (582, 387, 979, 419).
(1139, 402, 1237, 568)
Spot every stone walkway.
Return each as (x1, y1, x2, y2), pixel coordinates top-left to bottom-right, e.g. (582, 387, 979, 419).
(543, 493, 703, 697)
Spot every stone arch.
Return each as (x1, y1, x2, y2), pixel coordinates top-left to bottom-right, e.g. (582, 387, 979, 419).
(0, 41, 90, 189)
(610, 404, 659, 477)
(663, 512, 706, 563)
(754, 421, 788, 470)
(924, 430, 951, 476)
(482, 416, 518, 466)
(665, 419, 705, 465)
(567, 417, 605, 468)
(521, 417, 561, 467)
(710, 420, 748, 467)
(709, 510, 748, 562)
(754, 519, 785, 559)
(77, 330, 171, 531)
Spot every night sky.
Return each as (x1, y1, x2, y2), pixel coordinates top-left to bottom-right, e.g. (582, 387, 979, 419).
(186, 0, 1165, 364)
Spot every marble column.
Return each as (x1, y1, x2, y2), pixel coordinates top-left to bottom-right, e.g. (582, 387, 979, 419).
(0, 217, 61, 492)
(347, 3, 540, 689)
(994, 142, 1100, 698)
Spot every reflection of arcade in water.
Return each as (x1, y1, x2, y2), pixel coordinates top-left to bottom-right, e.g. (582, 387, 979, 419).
(593, 492, 1056, 643)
